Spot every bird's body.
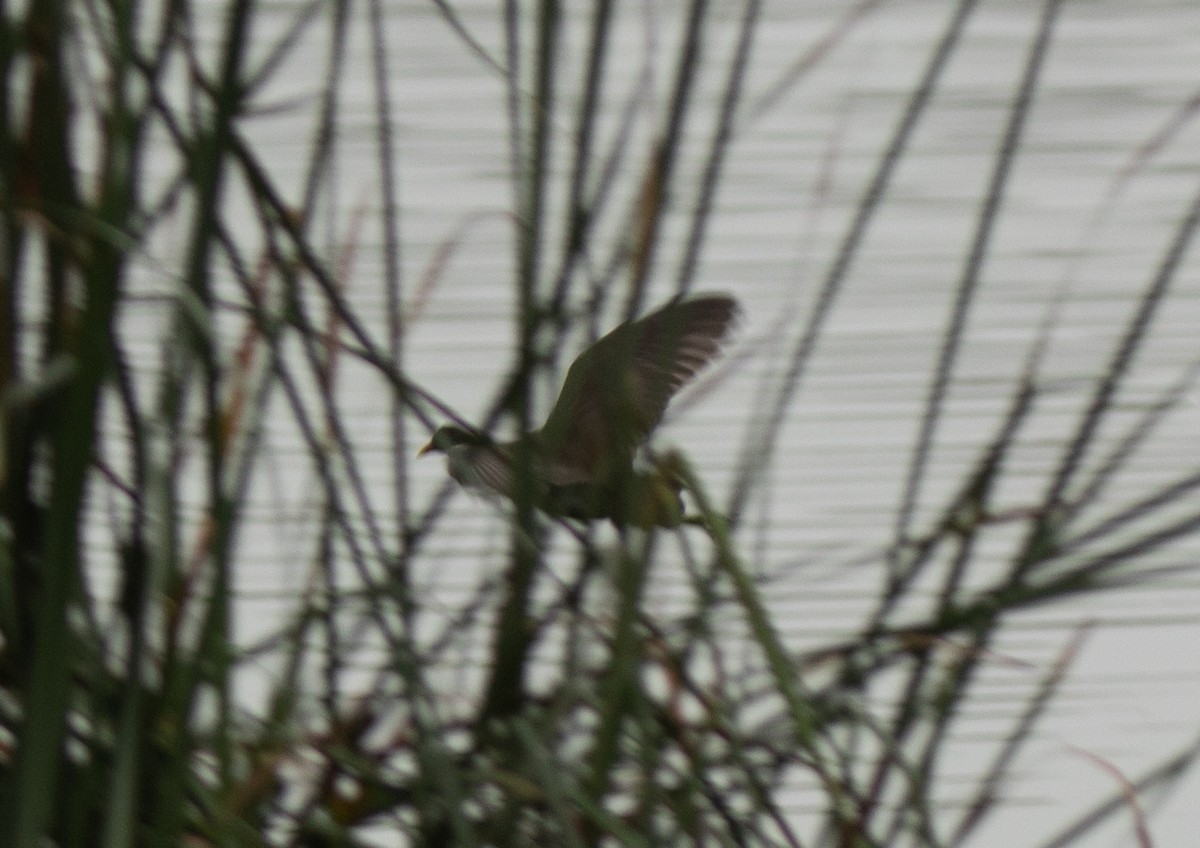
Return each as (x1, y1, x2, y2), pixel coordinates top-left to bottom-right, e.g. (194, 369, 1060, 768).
(420, 294, 739, 527)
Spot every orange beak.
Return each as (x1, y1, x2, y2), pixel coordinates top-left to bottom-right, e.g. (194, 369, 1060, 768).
(416, 440, 435, 457)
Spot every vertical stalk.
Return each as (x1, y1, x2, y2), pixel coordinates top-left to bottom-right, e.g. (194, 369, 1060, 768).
(624, 0, 708, 317)
(482, 0, 560, 730)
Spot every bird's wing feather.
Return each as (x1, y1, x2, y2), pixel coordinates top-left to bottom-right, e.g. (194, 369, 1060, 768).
(452, 440, 592, 493)
(539, 295, 738, 478)
(448, 443, 513, 495)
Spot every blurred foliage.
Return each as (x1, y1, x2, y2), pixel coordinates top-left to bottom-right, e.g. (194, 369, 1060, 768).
(0, 0, 1197, 847)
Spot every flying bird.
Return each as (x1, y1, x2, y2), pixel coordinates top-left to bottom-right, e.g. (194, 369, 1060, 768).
(419, 294, 739, 527)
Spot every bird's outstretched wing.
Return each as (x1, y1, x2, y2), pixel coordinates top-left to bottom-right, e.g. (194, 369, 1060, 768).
(538, 294, 739, 481)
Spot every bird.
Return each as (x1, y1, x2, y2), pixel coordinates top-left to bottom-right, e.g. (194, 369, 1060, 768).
(418, 293, 740, 528)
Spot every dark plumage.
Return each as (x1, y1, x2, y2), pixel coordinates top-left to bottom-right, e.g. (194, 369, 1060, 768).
(419, 294, 739, 527)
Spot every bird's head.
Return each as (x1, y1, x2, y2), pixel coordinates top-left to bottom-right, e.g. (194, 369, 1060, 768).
(417, 425, 482, 457)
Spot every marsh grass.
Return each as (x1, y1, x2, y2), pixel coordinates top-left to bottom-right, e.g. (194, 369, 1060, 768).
(0, 0, 1198, 847)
